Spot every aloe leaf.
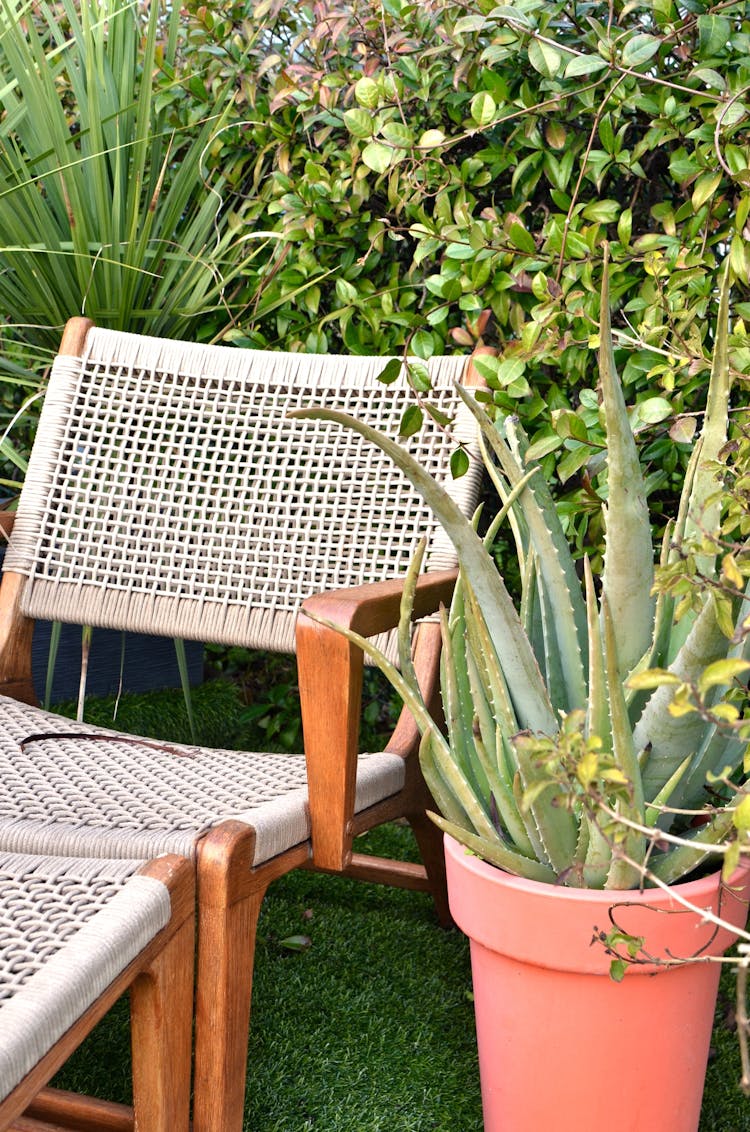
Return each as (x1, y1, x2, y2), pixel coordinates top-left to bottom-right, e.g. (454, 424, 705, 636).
(301, 609, 443, 743)
(645, 755, 691, 828)
(670, 701, 747, 814)
(441, 598, 490, 802)
(648, 808, 736, 885)
(418, 729, 480, 833)
(458, 589, 536, 855)
(519, 547, 546, 686)
(396, 538, 428, 709)
(602, 597, 646, 888)
(599, 256, 655, 677)
(625, 522, 677, 720)
(684, 261, 731, 574)
(581, 817, 613, 888)
(584, 557, 610, 748)
(291, 406, 556, 733)
(634, 593, 730, 801)
(429, 811, 557, 883)
(512, 735, 579, 877)
(459, 393, 588, 711)
(462, 579, 518, 738)
(477, 427, 530, 573)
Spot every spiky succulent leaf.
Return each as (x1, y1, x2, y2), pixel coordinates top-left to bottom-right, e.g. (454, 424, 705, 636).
(634, 594, 731, 802)
(291, 405, 556, 733)
(684, 262, 731, 575)
(428, 812, 556, 882)
(584, 557, 610, 749)
(599, 258, 655, 677)
(511, 734, 579, 877)
(648, 808, 737, 885)
(458, 391, 588, 712)
(601, 597, 646, 888)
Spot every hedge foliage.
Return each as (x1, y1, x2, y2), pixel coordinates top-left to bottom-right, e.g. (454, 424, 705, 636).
(168, 0, 750, 536)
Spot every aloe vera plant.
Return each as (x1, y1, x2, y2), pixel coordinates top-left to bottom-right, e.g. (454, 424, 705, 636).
(293, 262, 749, 890)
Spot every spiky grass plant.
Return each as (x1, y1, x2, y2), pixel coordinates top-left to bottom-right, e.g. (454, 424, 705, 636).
(293, 263, 750, 890)
(0, 0, 279, 353)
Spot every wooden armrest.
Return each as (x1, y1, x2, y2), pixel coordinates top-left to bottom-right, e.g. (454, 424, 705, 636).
(0, 510, 14, 541)
(297, 569, 457, 872)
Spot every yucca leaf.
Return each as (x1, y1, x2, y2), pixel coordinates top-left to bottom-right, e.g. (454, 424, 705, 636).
(599, 254, 655, 677)
(174, 637, 197, 745)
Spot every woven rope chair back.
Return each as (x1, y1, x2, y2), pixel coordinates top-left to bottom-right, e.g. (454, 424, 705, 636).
(5, 328, 482, 656)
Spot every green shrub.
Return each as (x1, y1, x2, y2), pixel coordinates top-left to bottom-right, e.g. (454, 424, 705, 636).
(169, 0, 750, 548)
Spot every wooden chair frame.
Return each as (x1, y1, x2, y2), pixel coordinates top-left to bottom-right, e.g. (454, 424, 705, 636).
(0, 855, 194, 1132)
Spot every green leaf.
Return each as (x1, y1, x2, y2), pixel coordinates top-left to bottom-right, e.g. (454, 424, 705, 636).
(698, 14, 731, 57)
(470, 91, 496, 127)
(599, 257, 656, 676)
(582, 199, 620, 223)
(343, 108, 374, 139)
(697, 658, 750, 694)
(278, 934, 312, 952)
(410, 329, 435, 359)
(407, 360, 432, 392)
(382, 121, 413, 147)
(450, 448, 470, 479)
(626, 668, 682, 691)
(692, 171, 722, 211)
(399, 405, 423, 437)
(609, 958, 628, 982)
(378, 358, 403, 385)
(507, 220, 536, 254)
(354, 76, 380, 108)
(632, 396, 672, 426)
(621, 34, 661, 68)
(362, 142, 393, 174)
(564, 54, 608, 78)
(495, 358, 526, 388)
(733, 795, 750, 833)
(527, 38, 562, 78)
(419, 129, 446, 148)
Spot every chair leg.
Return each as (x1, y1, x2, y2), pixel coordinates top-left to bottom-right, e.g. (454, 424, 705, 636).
(192, 880, 267, 1132)
(407, 810, 452, 927)
(191, 824, 309, 1132)
(130, 915, 194, 1132)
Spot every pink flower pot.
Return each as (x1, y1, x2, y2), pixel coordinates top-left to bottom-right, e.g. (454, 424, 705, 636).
(444, 833, 750, 1132)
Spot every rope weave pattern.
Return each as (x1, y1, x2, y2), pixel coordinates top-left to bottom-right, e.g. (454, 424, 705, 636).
(0, 696, 405, 864)
(0, 854, 169, 1100)
(6, 330, 482, 653)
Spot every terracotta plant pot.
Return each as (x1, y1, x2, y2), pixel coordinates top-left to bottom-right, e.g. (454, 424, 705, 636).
(444, 833, 750, 1132)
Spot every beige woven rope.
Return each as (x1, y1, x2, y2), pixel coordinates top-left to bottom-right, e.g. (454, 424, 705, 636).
(0, 853, 169, 1100)
(5, 330, 482, 654)
(0, 696, 405, 864)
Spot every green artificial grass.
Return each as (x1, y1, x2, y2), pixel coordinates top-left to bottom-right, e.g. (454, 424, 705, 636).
(48, 682, 750, 1131)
